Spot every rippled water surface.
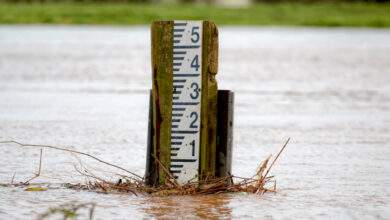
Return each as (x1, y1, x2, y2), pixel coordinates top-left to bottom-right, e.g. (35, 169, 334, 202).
(0, 25, 389, 219)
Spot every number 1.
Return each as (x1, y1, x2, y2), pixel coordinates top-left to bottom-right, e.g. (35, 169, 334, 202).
(190, 140, 195, 156)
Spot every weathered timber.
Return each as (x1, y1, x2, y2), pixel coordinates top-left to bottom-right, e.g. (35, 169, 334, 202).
(200, 21, 219, 179)
(151, 21, 173, 185)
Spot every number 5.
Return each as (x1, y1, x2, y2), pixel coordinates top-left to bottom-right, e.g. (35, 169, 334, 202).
(191, 26, 199, 43)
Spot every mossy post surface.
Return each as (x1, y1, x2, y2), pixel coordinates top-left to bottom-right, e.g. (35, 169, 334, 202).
(151, 21, 173, 185)
(200, 21, 218, 179)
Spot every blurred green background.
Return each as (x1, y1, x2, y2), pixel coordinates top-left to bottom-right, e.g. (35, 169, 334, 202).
(0, 0, 389, 27)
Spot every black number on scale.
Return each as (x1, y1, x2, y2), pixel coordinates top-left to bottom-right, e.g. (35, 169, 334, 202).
(190, 82, 199, 99)
(191, 55, 200, 71)
(191, 26, 199, 43)
(190, 112, 198, 128)
(190, 140, 195, 156)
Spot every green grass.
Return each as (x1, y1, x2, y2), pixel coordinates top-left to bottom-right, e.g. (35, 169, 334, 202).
(1, 2, 390, 27)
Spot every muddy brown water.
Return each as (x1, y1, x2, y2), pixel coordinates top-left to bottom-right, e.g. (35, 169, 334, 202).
(0, 25, 389, 219)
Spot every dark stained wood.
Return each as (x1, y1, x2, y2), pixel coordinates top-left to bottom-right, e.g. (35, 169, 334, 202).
(216, 90, 234, 179)
(145, 90, 157, 186)
(151, 21, 173, 185)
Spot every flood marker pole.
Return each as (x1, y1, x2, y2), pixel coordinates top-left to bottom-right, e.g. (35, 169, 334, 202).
(145, 20, 234, 186)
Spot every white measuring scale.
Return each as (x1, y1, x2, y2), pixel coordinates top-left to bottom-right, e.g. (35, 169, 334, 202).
(169, 21, 203, 184)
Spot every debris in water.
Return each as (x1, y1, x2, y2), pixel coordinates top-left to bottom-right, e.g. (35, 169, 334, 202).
(25, 187, 47, 192)
(0, 138, 290, 197)
(37, 202, 95, 220)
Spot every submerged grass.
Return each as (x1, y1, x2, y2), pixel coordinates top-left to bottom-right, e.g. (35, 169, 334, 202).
(0, 138, 290, 196)
(0, 2, 390, 27)
(37, 202, 96, 220)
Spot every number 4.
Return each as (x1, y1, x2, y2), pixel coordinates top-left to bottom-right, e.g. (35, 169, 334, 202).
(191, 55, 200, 71)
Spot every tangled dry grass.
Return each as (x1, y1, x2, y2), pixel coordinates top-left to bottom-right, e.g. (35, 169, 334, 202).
(0, 138, 290, 197)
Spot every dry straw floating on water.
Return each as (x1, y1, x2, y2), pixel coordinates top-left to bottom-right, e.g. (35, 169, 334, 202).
(0, 138, 290, 196)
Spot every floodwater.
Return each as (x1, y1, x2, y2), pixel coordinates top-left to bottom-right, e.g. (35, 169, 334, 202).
(0, 25, 389, 219)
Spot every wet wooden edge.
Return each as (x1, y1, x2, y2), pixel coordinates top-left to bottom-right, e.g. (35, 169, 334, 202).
(151, 21, 173, 185)
(200, 20, 218, 179)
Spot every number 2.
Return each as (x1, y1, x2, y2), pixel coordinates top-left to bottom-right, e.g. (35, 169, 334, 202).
(190, 112, 198, 128)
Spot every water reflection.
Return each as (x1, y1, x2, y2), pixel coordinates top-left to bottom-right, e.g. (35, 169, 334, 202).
(142, 194, 232, 219)
(1, 26, 389, 219)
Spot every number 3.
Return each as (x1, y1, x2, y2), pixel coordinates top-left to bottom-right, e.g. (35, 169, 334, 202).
(190, 82, 199, 99)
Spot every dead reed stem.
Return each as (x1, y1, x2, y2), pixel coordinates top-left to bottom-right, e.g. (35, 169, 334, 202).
(152, 154, 180, 188)
(24, 148, 43, 184)
(11, 172, 16, 184)
(262, 137, 290, 181)
(0, 140, 143, 180)
(0, 138, 290, 196)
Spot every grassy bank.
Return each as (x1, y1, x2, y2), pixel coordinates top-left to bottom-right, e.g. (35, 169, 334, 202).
(1, 2, 390, 27)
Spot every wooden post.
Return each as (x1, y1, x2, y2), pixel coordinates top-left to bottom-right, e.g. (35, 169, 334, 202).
(146, 20, 231, 186)
(200, 21, 219, 179)
(151, 21, 173, 185)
